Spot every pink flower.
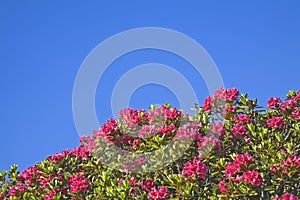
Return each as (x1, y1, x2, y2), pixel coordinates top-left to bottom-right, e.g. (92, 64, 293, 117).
(160, 124, 176, 135)
(142, 179, 155, 191)
(203, 96, 212, 112)
(148, 186, 170, 200)
(268, 97, 282, 108)
(292, 110, 300, 120)
(233, 175, 244, 183)
(231, 124, 247, 135)
(73, 146, 90, 159)
(128, 139, 141, 149)
(129, 176, 141, 187)
(119, 108, 142, 129)
(174, 122, 200, 140)
(219, 180, 229, 193)
(198, 136, 221, 152)
(235, 153, 254, 166)
(225, 88, 239, 101)
(271, 164, 281, 173)
(283, 155, 300, 167)
(166, 107, 182, 119)
(130, 187, 136, 195)
(18, 166, 39, 185)
(182, 157, 207, 179)
(210, 122, 225, 136)
(101, 118, 118, 134)
(8, 184, 27, 197)
(225, 162, 241, 178)
(39, 177, 53, 190)
(44, 190, 56, 200)
(243, 170, 262, 186)
(67, 174, 89, 193)
(235, 114, 251, 124)
(213, 88, 227, 101)
(138, 124, 159, 138)
(80, 135, 98, 153)
(281, 100, 296, 110)
(223, 105, 236, 116)
(134, 156, 145, 166)
(267, 116, 284, 129)
(281, 193, 299, 200)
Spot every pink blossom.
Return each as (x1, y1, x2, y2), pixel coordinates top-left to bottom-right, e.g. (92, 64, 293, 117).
(142, 179, 155, 191)
(235, 114, 251, 124)
(128, 139, 141, 149)
(225, 88, 240, 101)
(129, 176, 141, 187)
(174, 124, 198, 140)
(197, 136, 221, 151)
(160, 124, 176, 135)
(148, 105, 168, 123)
(267, 116, 284, 129)
(182, 157, 207, 179)
(44, 190, 56, 200)
(203, 96, 212, 112)
(134, 156, 145, 166)
(283, 155, 300, 167)
(243, 170, 262, 186)
(8, 184, 27, 197)
(213, 88, 227, 101)
(281, 193, 299, 200)
(80, 135, 98, 152)
(233, 175, 244, 183)
(231, 124, 247, 135)
(225, 162, 241, 178)
(271, 164, 281, 173)
(219, 180, 229, 193)
(292, 110, 300, 120)
(235, 153, 254, 166)
(39, 177, 53, 190)
(18, 166, 38, 185)
(73, 146, 90, 159)
(101, 118, 118, 134)
(138, 124, 159, 137)
(67, 174, 89, 193)
(268, 97, 282, 108)
(148, 186, 170, 200)
(281, 100, 296, 110)
(166, 107, 182, 119)
(210, 122, 225, 136)
(223, 105, 236, 116)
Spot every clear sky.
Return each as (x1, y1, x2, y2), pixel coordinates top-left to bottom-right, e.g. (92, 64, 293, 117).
(0, 1, 299, 171)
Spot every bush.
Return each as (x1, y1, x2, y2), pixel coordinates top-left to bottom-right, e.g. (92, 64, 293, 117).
(0, 88, 299, 199)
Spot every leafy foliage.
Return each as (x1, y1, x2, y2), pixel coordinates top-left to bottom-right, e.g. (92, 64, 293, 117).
(0, 88, 299, 199)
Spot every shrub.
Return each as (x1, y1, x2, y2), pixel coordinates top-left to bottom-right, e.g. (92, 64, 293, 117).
(0, 88, 299, 199)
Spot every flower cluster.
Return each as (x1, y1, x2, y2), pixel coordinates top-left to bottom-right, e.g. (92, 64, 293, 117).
(182, 157, 207, 179)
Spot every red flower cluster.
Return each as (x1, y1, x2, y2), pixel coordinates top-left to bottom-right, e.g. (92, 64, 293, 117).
(203, 88, 240, 112)
(267, 116, 284, 129)
(67, 174, 89, 193)
(148, 186, 170, 200)
(243, 170, 263, 186)
(221, 153, 262, 191)
(268, 97, 282, 108)
(182, 157, 207, 179)
(274, 193, 299, 200)
(272, 155, 300, 174)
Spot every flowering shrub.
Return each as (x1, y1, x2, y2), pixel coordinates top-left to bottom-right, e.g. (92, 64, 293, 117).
(0, 88, 299, 199)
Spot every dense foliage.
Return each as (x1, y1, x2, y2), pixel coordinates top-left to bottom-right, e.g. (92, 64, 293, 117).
(0, 88, 299, 199)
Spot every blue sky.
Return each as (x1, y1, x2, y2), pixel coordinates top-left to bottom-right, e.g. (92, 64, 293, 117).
(0, 1, 299, 171)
